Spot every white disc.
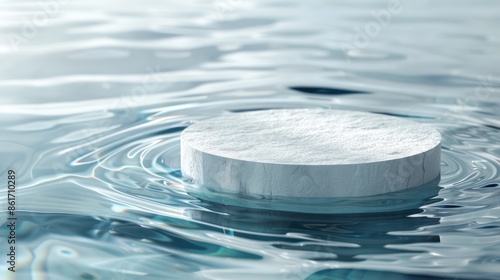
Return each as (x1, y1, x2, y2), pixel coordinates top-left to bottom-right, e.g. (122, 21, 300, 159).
(181, 109, 441, 198)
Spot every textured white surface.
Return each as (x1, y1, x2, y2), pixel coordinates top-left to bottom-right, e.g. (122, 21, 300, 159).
(181, 109, 441, 197)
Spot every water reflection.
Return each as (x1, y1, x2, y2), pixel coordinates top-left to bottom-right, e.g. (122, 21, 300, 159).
(187, 184, 441, 262)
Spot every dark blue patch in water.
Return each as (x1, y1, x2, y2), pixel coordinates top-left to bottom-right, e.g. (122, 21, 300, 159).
(479, 225, 499, 229)
(484, 124, 500, 130)
(79, 272, 96, 280)
(306, 269, 465, 280)
(435, 205, 463, 209)
(481, 183, 499, 189)
(371, 112, 435, 119)
(152, 126, 187, 136)
(289, 86, 369, 95)
(230, 108, 271, 113)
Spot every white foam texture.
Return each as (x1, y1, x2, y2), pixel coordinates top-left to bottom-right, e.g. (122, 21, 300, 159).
(181, 109, 441, 197)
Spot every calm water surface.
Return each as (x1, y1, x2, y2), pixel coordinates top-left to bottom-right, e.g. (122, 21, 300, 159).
(1, 0, 500, 279)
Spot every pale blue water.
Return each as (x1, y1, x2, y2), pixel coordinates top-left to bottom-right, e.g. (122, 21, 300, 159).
(1, 0, 500, 279)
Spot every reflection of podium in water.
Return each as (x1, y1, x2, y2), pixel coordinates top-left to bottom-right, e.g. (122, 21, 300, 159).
(187, 183, 442, 262)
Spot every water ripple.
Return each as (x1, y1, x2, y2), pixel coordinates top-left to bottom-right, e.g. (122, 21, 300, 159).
(1, 0, 500, 279)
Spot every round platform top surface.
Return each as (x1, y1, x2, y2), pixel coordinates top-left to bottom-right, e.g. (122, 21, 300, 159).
(181, 109, 441, 165)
